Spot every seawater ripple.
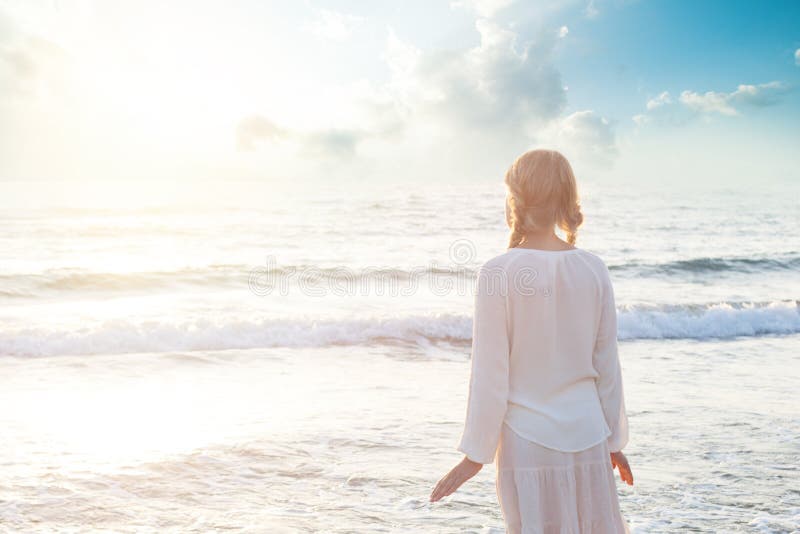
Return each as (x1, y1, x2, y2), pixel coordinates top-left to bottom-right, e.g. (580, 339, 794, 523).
(1, 301, 797, 357)
(1, 253, 798, 298)
(609, 254, 800, 275)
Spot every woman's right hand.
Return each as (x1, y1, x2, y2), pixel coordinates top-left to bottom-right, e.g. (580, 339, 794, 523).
(610, 451, 633, 485)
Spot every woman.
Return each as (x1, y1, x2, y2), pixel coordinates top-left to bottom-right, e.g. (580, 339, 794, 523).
(430, 149, 633, 533)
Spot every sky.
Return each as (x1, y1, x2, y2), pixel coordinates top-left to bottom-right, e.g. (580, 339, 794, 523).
(0, 0, 799, 186)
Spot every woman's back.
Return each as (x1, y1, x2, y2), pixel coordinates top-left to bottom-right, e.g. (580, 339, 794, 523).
(458, 245, 628, 464)
(486, 248, 621, 451)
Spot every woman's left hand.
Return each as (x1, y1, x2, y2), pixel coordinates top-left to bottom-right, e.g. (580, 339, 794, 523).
(430, 456, 483, 502)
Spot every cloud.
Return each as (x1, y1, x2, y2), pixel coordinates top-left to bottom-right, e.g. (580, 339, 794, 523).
(239, 16, 569, 158)
(303, 8, 363, 42)
(2, 1, 614, 184)
(236, 115, 365, 157)
(0, 47, 36, 79)
(645, 91, 671, 110)
(795, 48, 800, 66)
(236, 116, 287, 151)
(0, 9, 67, 98)
(634, 81, 791, 127)
(305, 129, 362, 157)
(731, 81, 790, 107)
(450, 0, 514, 18)
(679, 89, 736, 116)
(679, 81, 790, 116)
(237, 7, 618, 177)
(390, 18, 567, 131)
(585, 0, 599, 18)
(541, 110, 617, 167)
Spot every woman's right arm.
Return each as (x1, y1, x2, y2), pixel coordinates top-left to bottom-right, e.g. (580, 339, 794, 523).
(593, 264, 629, 453)
(456, 264, 510, 465)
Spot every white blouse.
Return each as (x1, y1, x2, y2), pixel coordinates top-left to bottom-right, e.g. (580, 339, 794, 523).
(457, 247, 629, 464)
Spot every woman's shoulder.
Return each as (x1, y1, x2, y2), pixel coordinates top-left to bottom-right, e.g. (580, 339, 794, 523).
(476, 249, 524, 274)
(479, 251, 515, 268)
(476, 247, 611, 273)
(573, 248, 610, 270)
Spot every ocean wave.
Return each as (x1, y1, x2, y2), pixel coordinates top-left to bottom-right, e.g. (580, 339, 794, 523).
(1, 301, 797, 357)
(0, 267, 247, 298)
(610, 254, 800, 275)
(0, 314, 471, 357)
(2, 253, 797, 299)
(0, 265, 476, 298)
(616, 300, 800, 340)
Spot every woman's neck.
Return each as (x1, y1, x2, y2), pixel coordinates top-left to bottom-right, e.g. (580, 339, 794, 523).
(516, 230, 575, 251)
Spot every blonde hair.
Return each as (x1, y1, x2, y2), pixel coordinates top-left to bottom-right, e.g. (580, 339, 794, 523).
(504, 149, 583, 249)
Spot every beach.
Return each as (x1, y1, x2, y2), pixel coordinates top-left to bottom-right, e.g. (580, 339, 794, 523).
(1, 179, 799, 532)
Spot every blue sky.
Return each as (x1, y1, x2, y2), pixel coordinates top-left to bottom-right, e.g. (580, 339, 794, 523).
(0, 0, 798, 185)
(558, 0, 800, 120)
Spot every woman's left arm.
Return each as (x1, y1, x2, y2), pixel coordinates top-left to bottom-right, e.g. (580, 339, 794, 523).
(430, 265, 510, 502)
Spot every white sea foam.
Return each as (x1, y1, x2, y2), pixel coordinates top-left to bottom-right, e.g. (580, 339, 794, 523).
(616, 300, 800, 340)
(2, 301, 797, 357)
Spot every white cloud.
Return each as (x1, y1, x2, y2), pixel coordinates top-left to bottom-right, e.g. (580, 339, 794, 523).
(237, 115, 368, 157)
(795, 48, 800, 65)
(0, 10, 67, 99)
(680, 89, 736, 116)
(731, 81, 790, 106)
(645, 91, 671, 110)
(238, 5, 620, 182)
(384, 29, 422, 102)
(303, 8, 363, 42)
(243, 16, 571, 169)
(585, 0, 599, 18)
(540, 110, 617, 167)
(383, 18, 568, 133)
(1, 1, 607, 184)
(679, 81, 790, 116)
(632, 82, 790, 131)
(237, 116, 287, 151)
(450, 0, 514, 18)
(558, 25, 569, 38)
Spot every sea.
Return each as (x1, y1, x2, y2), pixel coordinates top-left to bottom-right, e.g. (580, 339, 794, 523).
(0, 178, 798, 533)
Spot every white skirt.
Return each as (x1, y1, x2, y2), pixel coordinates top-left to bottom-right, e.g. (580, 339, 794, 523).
(496, 423, 630, 534)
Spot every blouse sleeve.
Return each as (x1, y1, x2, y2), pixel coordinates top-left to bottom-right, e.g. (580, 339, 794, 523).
(593, 265, 629, 453)
(456, 265, 510, 464)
